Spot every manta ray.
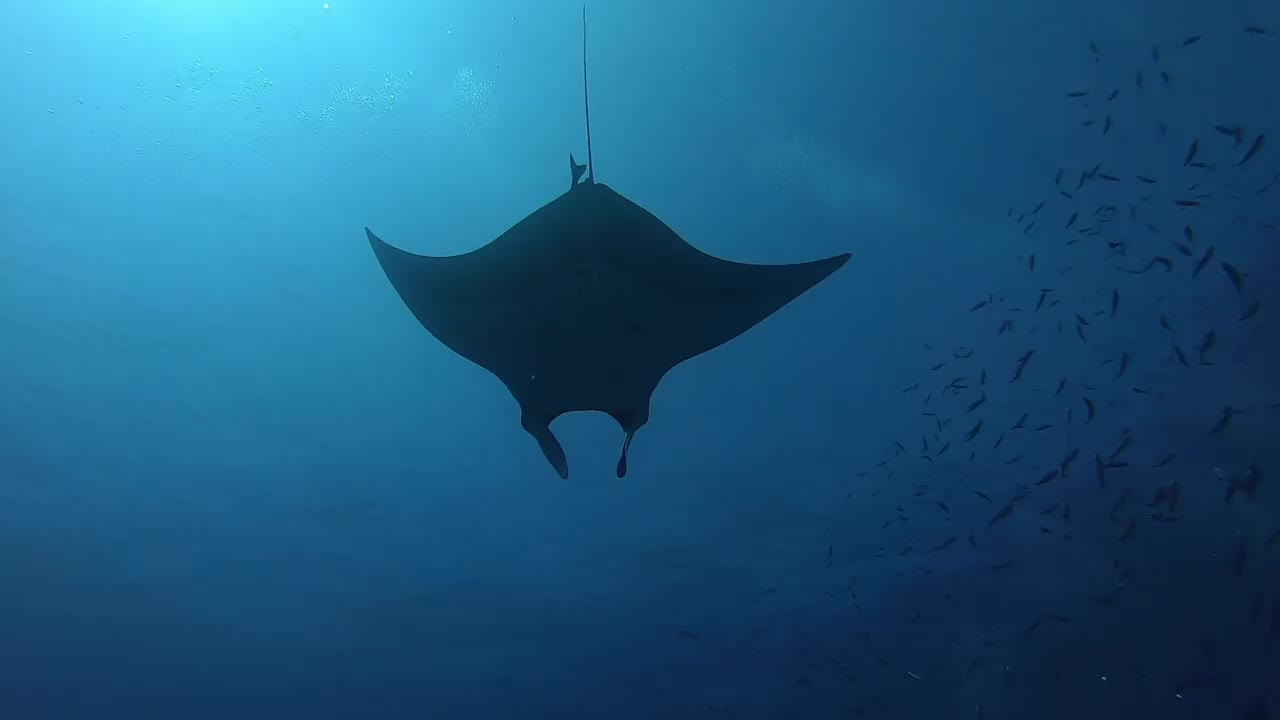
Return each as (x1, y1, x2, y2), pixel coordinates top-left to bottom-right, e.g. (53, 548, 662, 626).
(365, 8, 850, 478)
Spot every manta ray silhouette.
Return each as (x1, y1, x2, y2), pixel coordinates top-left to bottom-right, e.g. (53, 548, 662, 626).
(365, 7, 851, 478)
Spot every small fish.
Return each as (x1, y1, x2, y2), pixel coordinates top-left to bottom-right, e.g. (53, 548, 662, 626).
(973, 490, 992, 504)
(1102, 116, 1112, 135)
(1009, 350, 1034, 383)
(1184, 139, 1199, 166)
(1054, 377, 1066, 396)
(965, 420, 984, 441)
(1207, 406, 1234, 435)
(1214, 124, 1243, 145)
(1116, 351, 1129, 378)
(1180, 35, 1201, 47)
(1011, 413, 1028, 430)
(1110, 488, 1130, 517)
(1060, 447, 1079, 475)
(967, 393, 987, 412)
(1064, 211, 1078, 229)
(1221, 262, 1245, 293)
(1136, 175, 1157, 183)
(1110, 287, 1119, 317)
(1175, 199, 1200, 208)
(1082, 397, 1095, 423)
(1036, 469, 1059, 486)
(1120, 516, 1137, 542)
(1244, 26, 1270, 35)
(1110, 433, 1132, 459)
(1196, 329, 1216, 357)
(1148, 485, 1170, 509)
(1238, 134, 1266, 166)
(1174, 345, 1191, 367)
(1106, 89, 1118, 101)
(988, 502, 1016, 529)
(970, 296, 992, 311)
(1237, 301, 1261, 321)
(1135, 71, 1144, 89)
(1088, 582, 1127, 606)
(1094, 453, 1106, 488)
(1192, 246, 1216, 277)
(1149, 453, 1175, 468)
(1066, 90, 1089, 98)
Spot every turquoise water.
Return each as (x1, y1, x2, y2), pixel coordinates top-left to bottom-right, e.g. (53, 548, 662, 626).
(2, 1, 1278, 718)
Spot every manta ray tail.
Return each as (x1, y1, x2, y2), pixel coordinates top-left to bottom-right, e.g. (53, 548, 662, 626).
(581, 4, 595, 185)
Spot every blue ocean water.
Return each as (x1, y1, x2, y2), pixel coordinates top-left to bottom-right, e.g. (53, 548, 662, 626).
(2, 0, 1278, 718)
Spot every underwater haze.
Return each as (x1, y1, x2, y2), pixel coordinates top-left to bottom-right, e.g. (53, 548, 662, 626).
(2, 0, 1279, 718)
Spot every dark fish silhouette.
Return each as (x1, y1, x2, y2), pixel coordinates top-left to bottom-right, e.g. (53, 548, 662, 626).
(1238, 134, 1266, 166)
(1206, 406, 1235, 435)
(1192, 247, 1216, 277)
(1180, 35, 1201, 47)
(1010, 350, 1034, 383)
(1237, 301, 1261, 321)
(1184, 139, 1199, 166)
(1222, 262, 1245, 293)
(1214, 125, 1244, 145)
(364, 9, 850, 478)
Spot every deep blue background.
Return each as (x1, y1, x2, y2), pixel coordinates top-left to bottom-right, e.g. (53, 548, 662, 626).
(2, 0, 1278, 718)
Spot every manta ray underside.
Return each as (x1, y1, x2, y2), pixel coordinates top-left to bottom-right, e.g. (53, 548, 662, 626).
(364, 9, 851, 479)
